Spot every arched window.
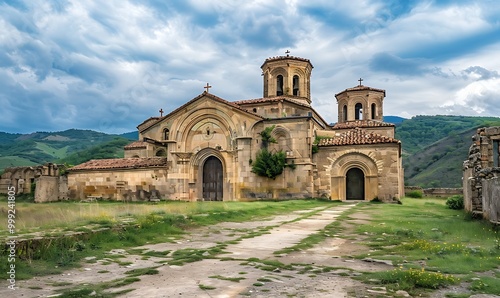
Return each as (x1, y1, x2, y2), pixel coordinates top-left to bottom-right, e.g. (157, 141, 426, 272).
(276, 75, 284, 96)
(155, 149, 167, 157)
(355, 103, 363, 120)
(163, 128, 170, 140)
(293, 75, 299, 96)
(371, 103, 376, 119)
(343, 105, 348, 122)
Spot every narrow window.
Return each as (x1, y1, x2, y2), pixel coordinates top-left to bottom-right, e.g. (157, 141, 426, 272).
(276, 75, 283, 96)
(371, 103, 376, 119)
(343, 105, 347, 122)
(494, 140, 499, 167)
(355, 103, 363, 120)
(163, 128, 170, 140)
(293, 75, 299, 96)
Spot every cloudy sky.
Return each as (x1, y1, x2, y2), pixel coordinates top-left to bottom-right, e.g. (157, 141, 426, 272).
(1, 0, 499, 134)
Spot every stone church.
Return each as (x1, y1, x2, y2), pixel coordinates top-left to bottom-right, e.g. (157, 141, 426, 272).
(68, 54, 404, 202)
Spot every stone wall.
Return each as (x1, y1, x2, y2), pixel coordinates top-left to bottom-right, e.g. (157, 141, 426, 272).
(463, 126, 500, 220)
(0, 164, 67, 202)
(68, 168, 173, 201)
(482, 176, 500, 223)
(404, 187, 462, 197)
(35, 176, 68, 203)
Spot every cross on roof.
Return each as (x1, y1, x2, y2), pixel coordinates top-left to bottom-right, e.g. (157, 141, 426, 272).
(159, 108, 164, 117)
(358, 78, 363, 86)
(285, 50, 290, 56)
(204, 83, 212, 93)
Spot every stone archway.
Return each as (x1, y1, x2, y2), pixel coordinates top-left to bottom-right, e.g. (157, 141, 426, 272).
(202, 156, 223, 201)
(346, 167, 364, 200)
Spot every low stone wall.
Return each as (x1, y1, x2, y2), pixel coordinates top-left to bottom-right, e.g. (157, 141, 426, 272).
(423, 188, 462, 198)
(404, 187, 462, 198)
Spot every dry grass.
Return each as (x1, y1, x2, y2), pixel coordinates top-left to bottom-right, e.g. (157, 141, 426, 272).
(1, 199, 213, 236)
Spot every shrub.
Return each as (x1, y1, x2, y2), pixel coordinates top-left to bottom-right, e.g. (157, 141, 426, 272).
(446, 195, 464, 210)
(407, 190, 423, 198)
(251, 149, 286, 179)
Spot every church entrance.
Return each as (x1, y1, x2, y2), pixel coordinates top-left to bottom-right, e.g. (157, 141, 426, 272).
(346, 168, 364, 200)
(202, 156, 223, 201)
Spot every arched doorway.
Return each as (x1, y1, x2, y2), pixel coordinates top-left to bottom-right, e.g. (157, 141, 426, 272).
(346, 168, 364, 200)
(202, 156, 223, 201)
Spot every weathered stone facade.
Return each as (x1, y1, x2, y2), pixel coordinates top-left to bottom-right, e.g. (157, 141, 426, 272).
(68, 54, 404, 202)
(0, 163, 68, 202)
(463, 126, 500, 222)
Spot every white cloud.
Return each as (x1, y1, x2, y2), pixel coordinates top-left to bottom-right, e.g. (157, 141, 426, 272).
(0, 0, 499, 133)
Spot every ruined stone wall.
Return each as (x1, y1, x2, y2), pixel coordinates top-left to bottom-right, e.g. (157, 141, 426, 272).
(34, 176, 68, 203)
(463, 126, 500, 218)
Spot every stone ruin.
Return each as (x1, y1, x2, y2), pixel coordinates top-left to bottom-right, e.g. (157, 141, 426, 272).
(463, 127, 500, 223)
(0, 163, 68, 203)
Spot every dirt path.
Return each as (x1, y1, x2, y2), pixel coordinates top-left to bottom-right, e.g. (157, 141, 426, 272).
(2, 203, 395, 298)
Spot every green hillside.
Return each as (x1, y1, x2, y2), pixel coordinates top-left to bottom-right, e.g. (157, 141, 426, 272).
(396, 115, 500, 188)
(0, 156, 38, 170)
(2, 116, 500, 189)
(58, 138, 130, 166)
(0, 129, 137, 171)
(396, 115, 500, 155)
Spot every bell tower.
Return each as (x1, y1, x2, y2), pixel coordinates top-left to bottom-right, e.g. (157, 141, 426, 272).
(261, 52, 313, 104)
(335, 79, 386, 123)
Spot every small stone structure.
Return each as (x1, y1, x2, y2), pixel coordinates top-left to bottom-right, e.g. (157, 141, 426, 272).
(463, 127, 500, 223)
(0, 163, 68, 202)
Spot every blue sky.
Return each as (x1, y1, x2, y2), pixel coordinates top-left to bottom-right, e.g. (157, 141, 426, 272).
(1, 0, 499, 134)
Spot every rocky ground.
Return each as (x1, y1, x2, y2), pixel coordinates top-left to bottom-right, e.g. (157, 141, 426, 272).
(1, 203, 498, 298)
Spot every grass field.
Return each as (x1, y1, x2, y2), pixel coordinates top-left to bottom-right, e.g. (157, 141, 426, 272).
(350, 198, 500, 296)
(1, 196, 498, 296)
(0, 196, 334, 237)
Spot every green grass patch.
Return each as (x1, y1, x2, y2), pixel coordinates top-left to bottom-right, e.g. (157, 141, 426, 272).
(198, 284, 216, 290)
(469, 276, 500, 295)
(209, 275, 246, 282)
(55, 277, 139, 297)
(348, 197, 500, 295)
(359, 268, 458, 292)
(124, 267, 160, 277)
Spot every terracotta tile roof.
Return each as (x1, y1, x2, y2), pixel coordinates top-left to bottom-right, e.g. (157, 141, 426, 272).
(335, 85, 385, 97)
(233, 96, 310, 108)
(70, 157, 167, 171)
(318, 128, 400, 146)
(332, 120, 394, 129)
(139, 92, 262, 133)
(261, 55, 313, 68)
(137, 117, 161, 130)
(124, 141, 147, 150)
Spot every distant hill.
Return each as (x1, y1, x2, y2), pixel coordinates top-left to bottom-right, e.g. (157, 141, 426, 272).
(2, 116, 500, 189)
(383, 116, 406, 125)
(119, 131, 139, 140)
(0, 129, 137, 171)
(396, 115, 500, 188)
